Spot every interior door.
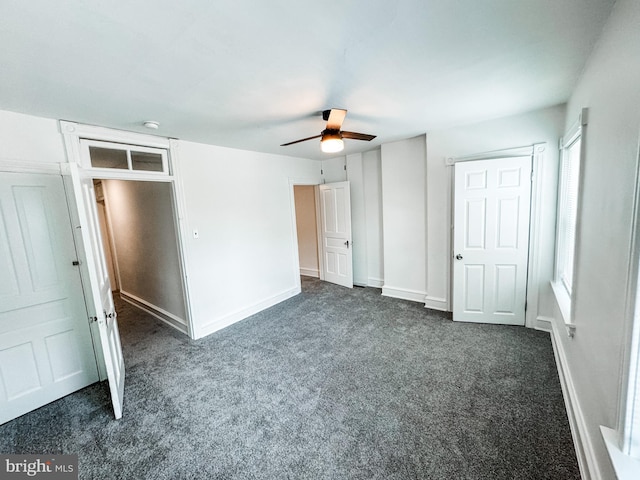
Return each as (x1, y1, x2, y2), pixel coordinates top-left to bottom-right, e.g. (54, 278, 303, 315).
(68, 163, 125, 419)
(453, 157, 532, 325)
(0, 172, 99, 425)
(319, 181, 353, 288)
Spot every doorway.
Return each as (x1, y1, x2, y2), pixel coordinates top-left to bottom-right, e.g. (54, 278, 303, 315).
(60, 121, 194, 419)
(292, 181, 354, 289)
(293, 185, 320, 279)
(92, 179, 188, 334)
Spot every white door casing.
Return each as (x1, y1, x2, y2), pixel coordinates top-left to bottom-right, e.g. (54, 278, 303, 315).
(68, 163, 125, 419)
(0, 172, 99, 425)
(453, 157, 532, 325)
(319, 182, 353, 288)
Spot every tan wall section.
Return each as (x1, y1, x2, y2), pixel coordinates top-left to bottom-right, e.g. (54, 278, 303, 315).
(294, 185, 319, 277)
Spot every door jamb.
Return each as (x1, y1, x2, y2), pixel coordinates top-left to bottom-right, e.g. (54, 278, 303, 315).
(446, 143, 546, 328)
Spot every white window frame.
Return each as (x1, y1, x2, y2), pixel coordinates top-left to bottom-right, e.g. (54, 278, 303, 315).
(600, 124, 640, 479)
(552, 109, 587, 333)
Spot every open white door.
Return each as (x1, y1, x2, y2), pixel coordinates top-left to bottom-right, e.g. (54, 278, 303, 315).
(68, 163, 125, 419)
(0, 173, 99, 424)
(318, 181, 353, 288)
(453, 157, 532, 325)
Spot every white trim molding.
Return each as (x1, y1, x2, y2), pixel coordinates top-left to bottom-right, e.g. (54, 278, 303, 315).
(601, 426, 640, 480)
(382, 285, 427, 303)
(524, 143, 547, 329)
(445, 145, 534, 165)
(424, 295, 448, 312)
(300, 268, 320, 278)
(549, 317, 603, 480)
(615, 122, 640, 471)
(59, 120, 171, 150)
(534, 315, 554, 333)
(0, 159, 63, 175)
(368, 277, 384, 288)
(119, 290, 188, 335)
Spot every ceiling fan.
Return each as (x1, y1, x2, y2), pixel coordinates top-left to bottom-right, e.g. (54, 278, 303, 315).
(280, 109, 376, 153)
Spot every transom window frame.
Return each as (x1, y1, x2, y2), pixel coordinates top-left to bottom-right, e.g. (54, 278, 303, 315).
(79, 139, 171, 177)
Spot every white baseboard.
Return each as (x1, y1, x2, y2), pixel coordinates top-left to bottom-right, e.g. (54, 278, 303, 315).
(119, 290, 188, 335)
(534, 315, 553, 333)
(425, 295, 448, 312)
(368, 277, 384, 288)
(549, 318, 602, 480)
(382, 285, 427, 303)
(300, 268, 319, 278)
(195, 286, 300, 339)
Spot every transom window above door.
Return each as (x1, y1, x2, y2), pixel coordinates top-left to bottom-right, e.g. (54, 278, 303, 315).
(80, 139, 169, 175)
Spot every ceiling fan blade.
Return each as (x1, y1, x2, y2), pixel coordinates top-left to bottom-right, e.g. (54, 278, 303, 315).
(341, 131, 376, 141)
(280, 134, 322, 146)
(326, 109, 347, 130)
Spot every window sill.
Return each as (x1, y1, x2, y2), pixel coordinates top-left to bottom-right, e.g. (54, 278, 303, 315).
(601, 426, 640, 480)
(550, 280, 576, 337)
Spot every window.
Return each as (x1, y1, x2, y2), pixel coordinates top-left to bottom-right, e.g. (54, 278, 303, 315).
(553, 110, 586, 325)
(556, 135, 582, 294)
(81, 140, 169, 175)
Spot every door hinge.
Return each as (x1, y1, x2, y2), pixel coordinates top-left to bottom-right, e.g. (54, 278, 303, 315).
(88, 316, 98, 324)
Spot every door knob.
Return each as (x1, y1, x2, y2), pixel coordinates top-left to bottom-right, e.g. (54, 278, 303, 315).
(455, 254, 463, 260)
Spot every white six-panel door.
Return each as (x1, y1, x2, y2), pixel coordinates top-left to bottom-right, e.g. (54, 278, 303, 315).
(319, 182, 353, 288)
(0, 173, 99, 424)
(453, 157, 532, 325)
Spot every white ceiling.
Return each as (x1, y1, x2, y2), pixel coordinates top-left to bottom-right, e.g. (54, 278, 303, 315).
(1, 0, 615, 160)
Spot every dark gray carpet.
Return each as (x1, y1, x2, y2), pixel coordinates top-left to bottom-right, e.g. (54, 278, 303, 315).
(0, 277, 580, 479)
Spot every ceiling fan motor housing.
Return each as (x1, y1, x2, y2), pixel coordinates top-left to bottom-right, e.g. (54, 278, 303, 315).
(322, 129, 342, 141)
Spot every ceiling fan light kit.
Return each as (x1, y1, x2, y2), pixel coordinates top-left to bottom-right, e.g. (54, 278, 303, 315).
(320, 130, 344, 153)
(281, 108, 376, 153)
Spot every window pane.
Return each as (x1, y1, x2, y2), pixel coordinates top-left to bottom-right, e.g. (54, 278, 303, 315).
(131, 151, 164, 172)
(558, 137, 581, 293)
(89, 146, 128, 169)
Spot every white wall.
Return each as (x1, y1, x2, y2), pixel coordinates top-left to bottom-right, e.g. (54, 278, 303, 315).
(321, 156, 346, 183)
(346, 153, 368, 286)
(175, 140, 321, 338)
(362, 149, 384, 287)
(293, 185, 319, 277)
(543, 0, 640, 477)
(380, 135, 427, 302)
(426, 105, 566, 311)
(345, 149, 385, 288)
(103, 180, 187, 323)
(0, 110, 65, 164)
